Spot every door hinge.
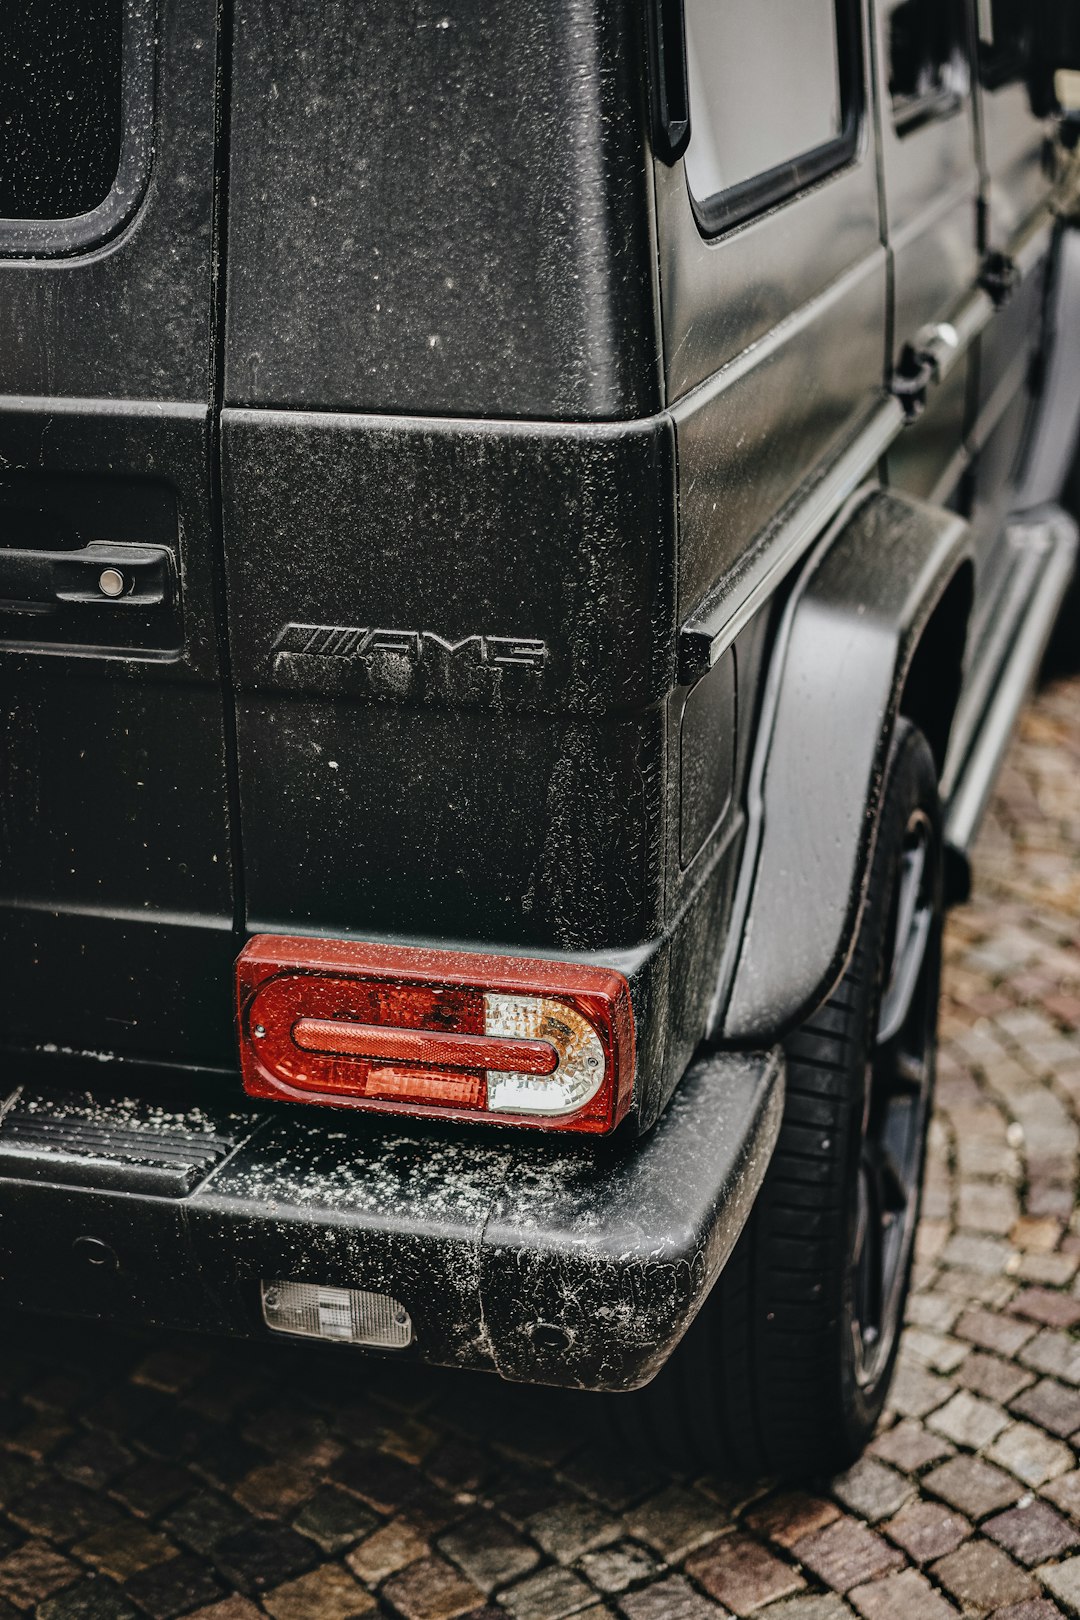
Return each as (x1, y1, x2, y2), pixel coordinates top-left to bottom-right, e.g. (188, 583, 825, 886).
(979, 250, 1019, 309)
(891, 343, 939, 421)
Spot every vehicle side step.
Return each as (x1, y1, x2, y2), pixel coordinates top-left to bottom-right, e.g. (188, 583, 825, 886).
(943, 504, 1078, 867)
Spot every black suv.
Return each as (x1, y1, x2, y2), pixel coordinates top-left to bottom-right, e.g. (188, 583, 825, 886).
(2, 0, 1080, 1475)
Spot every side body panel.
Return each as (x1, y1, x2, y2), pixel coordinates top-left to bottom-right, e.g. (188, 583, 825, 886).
(225, 0, 662, 420)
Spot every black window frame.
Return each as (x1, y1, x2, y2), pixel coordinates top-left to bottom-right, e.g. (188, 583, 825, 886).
(0, 0, 155, 259)
(888, 0, 971, 138)
(686, 0, 864, 239)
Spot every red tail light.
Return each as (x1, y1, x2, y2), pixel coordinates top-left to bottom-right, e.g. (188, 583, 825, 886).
(235, 936, 635, 1134)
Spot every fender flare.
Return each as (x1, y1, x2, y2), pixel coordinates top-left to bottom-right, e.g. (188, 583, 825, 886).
(719, 486, 972, 1043)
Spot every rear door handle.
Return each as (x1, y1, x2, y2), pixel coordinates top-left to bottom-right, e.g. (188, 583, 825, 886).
(0, 541, 173, 608)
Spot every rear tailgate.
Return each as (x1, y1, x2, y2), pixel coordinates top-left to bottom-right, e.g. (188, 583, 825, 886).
(0, 0, 238, 1073)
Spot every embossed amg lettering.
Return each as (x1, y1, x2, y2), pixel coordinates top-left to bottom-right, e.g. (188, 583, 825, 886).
(273, 623, 548, 672)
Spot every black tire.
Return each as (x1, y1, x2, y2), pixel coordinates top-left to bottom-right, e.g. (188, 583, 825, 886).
(621, 719, 943, 1477)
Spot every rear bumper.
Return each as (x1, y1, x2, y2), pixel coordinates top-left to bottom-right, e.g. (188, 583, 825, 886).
(0, 1047, 782, 1391)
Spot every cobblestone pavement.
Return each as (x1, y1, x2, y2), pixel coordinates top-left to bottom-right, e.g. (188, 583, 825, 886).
(2, 674, 1080, 1620)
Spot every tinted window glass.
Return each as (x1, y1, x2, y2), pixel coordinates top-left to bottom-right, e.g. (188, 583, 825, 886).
(0, 0, 123, 220)
(684, 0, 843, 207)
(977, 0, 1033, 89)
(888, 0, 968, 132)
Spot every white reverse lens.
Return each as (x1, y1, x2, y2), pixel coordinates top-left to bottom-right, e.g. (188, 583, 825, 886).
(484, 993, 605, 1116)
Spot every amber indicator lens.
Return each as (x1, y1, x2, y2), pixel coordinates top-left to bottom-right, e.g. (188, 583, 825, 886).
(236, 936, 635, 1134)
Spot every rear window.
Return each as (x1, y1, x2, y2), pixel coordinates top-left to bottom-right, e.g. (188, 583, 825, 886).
(683, 0, 859, 234)
(0, 0, 124, 220)
(887, 0, 969, 134)
(977, 0, 1034, 90)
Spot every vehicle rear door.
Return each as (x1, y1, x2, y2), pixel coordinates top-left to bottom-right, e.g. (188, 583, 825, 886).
(877, 0, 981, 510)
(0, 0, 237, 1074)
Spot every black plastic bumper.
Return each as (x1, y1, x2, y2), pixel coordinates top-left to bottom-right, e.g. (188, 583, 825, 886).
(0, 1048, 783, 1392)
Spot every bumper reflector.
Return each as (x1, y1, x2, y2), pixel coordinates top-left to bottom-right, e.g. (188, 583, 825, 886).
(262, 1280, 413, 1348)
(236, 936, 634, 1133)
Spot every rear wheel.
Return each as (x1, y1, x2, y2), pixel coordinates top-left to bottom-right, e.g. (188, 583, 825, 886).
(623, 719, 943, 1476)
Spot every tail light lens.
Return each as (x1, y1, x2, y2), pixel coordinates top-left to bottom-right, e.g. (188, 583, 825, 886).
(236, 936, 635, 1134)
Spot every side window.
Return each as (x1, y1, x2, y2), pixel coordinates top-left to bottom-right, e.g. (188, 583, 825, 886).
(683, 0, 860, 234)
(0, 0, 153, 255)
(888, 0, 970, 134)
(976, 0, 1033, 90)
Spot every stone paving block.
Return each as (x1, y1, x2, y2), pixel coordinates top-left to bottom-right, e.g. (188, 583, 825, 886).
(625, 1487, 726, 1561)
(958, 1183, 1021, 1236)
(986, 1423, 1074, 1488)
(991, 1601, 1069, 1620)
(956, 1309, 1037, 1357)
(1012, 1218, 1065, 1253)
(744, 1492, 841, 1549)
(927, 1390, 1012, 1449)
(185, 1599, 263, 1620)
(923, 1456, 1024, 1518)
(576, 1540, 658, 1594)
(791, 1519, 904, 1593)
(957, 1351, 1035, 1403)
(756, 1599, 854, 1620)
(901, 1328, 969, 1374)
(496, 1565, 597, 1620)
(526, 1499, 621, 1564)
(847, 1567, 958, 1619)
(616, 1574, 730, 1619)
(868, 1420, 954, 1474)
(122, 1554, 224, 1620)
(557, 1445, 664, 1513)
(54, 1434, 134, 1491)
(1043, 1471, 1080, 1521)
(211, 1524, 318, 1596)
(684, 1532, 804, 1614)
(234, 1463, 316, 1519)
(8, 1479, 123, 1544)
(332, 1449, 425, 1515)
(906, 1293, 963, 1333)
(1011, 1379, 1080, 1440)
(37, 1580, 140, 1620)
(346, 1518, 429, 1583)
(437, 1512, 541, 1592)
(1011, 1290, 1080, 1331)
(831, 1460, 914, 1524)
(0, 1541, 79, 1608)
(886, 1362, 954, 1420)
(1020, 1330, 1080, 1386)
(109, 1461, 193, 1520)
(942, 1234, 1014, 1277)
(931, 1538, 1036, 1611)
(161, 1491, 252, 1557)
(261, 1562, 375, 1620)
(292, 1486, 379, 1554)
(1016, 1253, 1080, 1288)
(881, 1499, 971, 1563)
(983, 1498, 1078, 1566)
(381, 1555, 483, 1620)
(71, 1523, 178, 1583)
(1038, 1556, 1080, 1613)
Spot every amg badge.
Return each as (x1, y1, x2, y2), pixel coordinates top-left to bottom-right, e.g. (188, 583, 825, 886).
(273, 623, 548, 671)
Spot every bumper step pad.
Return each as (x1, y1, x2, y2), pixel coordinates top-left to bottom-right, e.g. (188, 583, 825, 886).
(0, 1088, 253, 1196)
